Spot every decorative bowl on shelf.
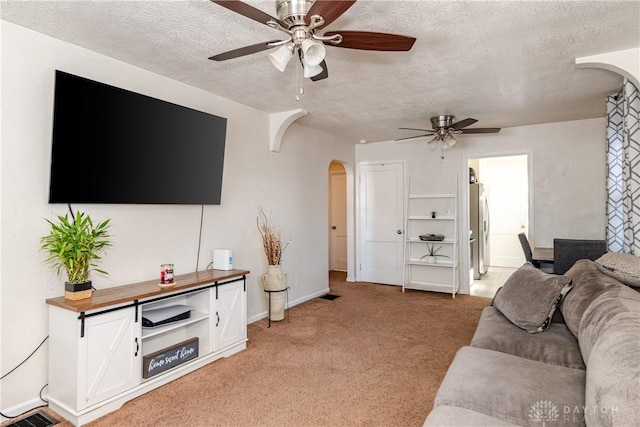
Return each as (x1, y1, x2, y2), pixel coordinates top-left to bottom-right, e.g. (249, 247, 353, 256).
(419, 234, 445, 241)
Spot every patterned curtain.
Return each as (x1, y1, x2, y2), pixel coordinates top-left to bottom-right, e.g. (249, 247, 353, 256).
(606, 79, 640, 254)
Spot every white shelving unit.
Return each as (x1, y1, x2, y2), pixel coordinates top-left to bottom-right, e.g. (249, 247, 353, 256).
(403, 179, 459, 297)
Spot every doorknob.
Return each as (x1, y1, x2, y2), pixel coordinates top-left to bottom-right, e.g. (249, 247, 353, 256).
(332, 226, 337, 229)
(397, 230, 403, 234)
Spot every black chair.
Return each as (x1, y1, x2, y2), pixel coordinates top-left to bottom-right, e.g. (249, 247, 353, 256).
(518, 232, 555, 272)
(553, 238, 607, 275)
(518, 232, 538, 268)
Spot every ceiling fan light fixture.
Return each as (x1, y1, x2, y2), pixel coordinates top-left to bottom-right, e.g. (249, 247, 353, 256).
(268, 43, 294, 72)
(427, 136, 440, 148)
(442, 133, 457, 149)
(301, 38, 325, 66)
(303, 61, 323, 78)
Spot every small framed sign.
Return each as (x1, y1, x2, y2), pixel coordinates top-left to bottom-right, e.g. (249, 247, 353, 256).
(142, 337, 199, 379)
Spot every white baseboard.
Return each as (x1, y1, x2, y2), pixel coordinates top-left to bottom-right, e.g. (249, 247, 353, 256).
(1, 396, 46, 421)
(247, 287, 330, 324)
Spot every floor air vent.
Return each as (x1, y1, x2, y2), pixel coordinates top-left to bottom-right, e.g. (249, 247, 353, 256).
(4, 410, 58, 427)
(320, 294, 341, 300)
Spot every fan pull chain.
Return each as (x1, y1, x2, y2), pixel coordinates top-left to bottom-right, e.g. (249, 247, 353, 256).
(294, 57, 304, 101)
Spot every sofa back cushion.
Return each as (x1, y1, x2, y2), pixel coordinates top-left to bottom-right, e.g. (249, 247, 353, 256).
(560, 260, 626, 337)
(579, 285, 640, 426)
(595, 252, 640, 288)
(492, 262, 572, 333)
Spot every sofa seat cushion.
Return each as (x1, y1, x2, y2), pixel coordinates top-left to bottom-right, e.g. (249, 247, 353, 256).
(424, 405, 519, 426)
(433, 346, 586, 426)
(561, 259, 626, 337)
(470, 307, 585, 369)
(578, 285, 640, 427)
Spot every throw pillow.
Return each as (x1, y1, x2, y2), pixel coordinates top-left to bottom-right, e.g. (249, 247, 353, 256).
(493, 262, 573, 333)
(595, 252, 640, 288)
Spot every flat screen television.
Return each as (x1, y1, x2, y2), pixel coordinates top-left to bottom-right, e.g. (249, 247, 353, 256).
(49, 70, 227, 205)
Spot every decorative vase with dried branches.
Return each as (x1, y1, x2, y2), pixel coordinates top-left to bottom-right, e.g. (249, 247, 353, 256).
(257, 207, 289, 321)
(257, 207, 289, 266)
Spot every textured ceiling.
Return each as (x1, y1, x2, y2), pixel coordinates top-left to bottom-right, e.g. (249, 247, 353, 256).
(2, 0, 639, 143)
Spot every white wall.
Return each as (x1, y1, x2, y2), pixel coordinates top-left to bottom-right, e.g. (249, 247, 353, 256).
(0, 21, 354, 413)
(356, 118, 607, 292)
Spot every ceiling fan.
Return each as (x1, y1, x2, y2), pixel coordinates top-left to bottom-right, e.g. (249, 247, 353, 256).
(396, 115, 501, 148)
(208, 0, 416, 81)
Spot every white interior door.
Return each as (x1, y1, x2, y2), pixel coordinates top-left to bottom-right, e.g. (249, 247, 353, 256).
(480, 156, 529, 268)
(330, 172, 348, 271)
(358, 162, 404, 285)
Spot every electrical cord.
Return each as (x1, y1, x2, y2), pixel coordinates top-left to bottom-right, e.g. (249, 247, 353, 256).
(195, 204, 204, 272)
(0, 338, 50, 419)
(1, 206, 72, 420)
(39, 383, 49, 404)
(0, 384, 48, 419)
(0, 336, 48, 380)
(67, 203, 75, 220)
(0, 402, 48, 420)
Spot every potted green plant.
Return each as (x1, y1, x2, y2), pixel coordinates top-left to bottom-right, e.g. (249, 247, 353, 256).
(40, 211, 111, 300)
(420, 243, 450, 264)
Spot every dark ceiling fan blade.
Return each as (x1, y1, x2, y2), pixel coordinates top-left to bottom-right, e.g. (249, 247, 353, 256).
(461, 128, 502, 134)
(450, 118, 478, 130)
(325, 31, 416, 51)
(305, 0, 357, 28)
(399, 127, 433, 132)
(395, 134, 434, 141)
(209, 40, 281, 61)
(210, 0, 284, 27)
(310, 60, 329, 81)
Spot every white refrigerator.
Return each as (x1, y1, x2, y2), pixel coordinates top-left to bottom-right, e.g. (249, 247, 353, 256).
(470, 183, 490, 279)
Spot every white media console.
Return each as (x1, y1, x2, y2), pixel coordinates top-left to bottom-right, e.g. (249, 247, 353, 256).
(46, 269, 249, 426)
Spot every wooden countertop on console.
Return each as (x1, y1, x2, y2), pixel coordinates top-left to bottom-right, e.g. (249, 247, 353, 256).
(46, 269, 250, 313)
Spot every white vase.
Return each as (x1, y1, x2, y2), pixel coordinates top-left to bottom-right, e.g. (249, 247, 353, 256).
(261, 265, 287, 321)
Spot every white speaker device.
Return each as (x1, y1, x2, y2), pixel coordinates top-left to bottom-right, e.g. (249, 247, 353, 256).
(213, 249, 233, 270)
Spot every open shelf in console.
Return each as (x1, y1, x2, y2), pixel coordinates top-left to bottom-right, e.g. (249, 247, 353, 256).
(140, 288, 212, 359)
(142, 311, 210, 340)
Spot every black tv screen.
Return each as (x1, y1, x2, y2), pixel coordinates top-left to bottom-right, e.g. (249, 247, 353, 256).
(49, 70, 227, 205)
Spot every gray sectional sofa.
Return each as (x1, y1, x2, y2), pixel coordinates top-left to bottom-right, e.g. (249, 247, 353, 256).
(424, 259, 640, 426)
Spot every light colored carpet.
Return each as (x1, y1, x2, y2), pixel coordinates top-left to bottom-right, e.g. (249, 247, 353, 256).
(40, 272, 490, 427)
